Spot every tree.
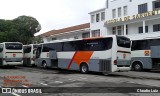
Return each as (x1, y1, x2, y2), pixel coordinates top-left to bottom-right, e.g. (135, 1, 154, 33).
(0, 15, 41, 44)
(13, 15, 41, 44)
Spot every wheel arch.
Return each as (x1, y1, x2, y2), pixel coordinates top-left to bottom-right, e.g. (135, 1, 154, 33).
(131, 60, 144, 69)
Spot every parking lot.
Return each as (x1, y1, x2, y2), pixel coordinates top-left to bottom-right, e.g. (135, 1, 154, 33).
(0, 66, 160, 96)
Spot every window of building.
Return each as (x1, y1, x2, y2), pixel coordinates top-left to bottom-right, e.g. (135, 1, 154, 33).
(153, 1, 160, 10)
(138, 26, 148, 33)
(123, 6, 127, 16)
(138, 3, 148, 14)
(118, 7, 121, 17)
(117, 26, 122, 35)
(126, 25, 128, 35)
(153, 24, 160, 32)
(112, 27, 116, 35)
(92, 29, 100, 37)
(52, 38, 57, 40)
(101, 12, 105, 21)
(82, 32, 90, 38)
(112, 9, 116, 18)
(91, 15, 95, 23)
(96, 13, 100, 22)
(106, 0, 109, 8)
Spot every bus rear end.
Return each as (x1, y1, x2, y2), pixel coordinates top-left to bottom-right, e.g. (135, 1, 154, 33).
(23, 44, 38, 66)
(113, 36, 131, 72)
(3, 42, 23, 66)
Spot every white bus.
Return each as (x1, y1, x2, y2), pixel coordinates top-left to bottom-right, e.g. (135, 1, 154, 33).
(35, 35, 131, 74)
(0, 42, 23, 67)
(23, 44, 38, 66)
(131, 37, 160, 71)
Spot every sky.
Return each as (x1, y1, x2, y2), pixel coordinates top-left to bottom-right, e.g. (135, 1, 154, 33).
(0, 0, 106, 36)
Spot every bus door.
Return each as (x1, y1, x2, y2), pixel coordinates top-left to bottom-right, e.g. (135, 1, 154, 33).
(49, 50, 58, 68)
(35, 45, 42, 66)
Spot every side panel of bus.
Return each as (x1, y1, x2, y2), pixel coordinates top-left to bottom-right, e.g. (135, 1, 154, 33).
(58, 50, 112, 72)
(131, 50, 152, 69)
(57, 37, 114, 73)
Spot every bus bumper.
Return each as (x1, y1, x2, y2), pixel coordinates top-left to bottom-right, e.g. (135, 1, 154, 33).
(117, 67, 131, 72)
(3, 61, 23, 66)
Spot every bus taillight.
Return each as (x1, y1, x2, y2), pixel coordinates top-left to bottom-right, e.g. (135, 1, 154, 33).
(114, 60, 117, 65)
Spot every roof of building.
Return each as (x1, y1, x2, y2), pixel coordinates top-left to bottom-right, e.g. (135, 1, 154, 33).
(88, 8, 106, 14)
(40, 23, 90, 37)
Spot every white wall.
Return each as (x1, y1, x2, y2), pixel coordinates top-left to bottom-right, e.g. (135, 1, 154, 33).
(128, 18, 160, 35)
(89, 9, 107, 36)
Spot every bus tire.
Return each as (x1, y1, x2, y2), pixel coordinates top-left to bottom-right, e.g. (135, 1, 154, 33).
(132, 62, 143, 71)
(80, 63, 88, 74)
(42, 61, 47, 69)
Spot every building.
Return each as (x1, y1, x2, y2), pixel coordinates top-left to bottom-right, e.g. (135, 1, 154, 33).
(41, 0, 160, 42)
(89, 8, 106, 37)
(90, 0, 160, 40)
(41, 23, 90, 43)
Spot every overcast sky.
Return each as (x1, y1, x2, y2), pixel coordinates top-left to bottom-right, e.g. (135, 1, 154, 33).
(0, 0, 106, 35)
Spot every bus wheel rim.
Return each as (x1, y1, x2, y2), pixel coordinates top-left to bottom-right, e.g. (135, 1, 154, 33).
(82, 66, 87, 72)
(135, 64, 140, 70)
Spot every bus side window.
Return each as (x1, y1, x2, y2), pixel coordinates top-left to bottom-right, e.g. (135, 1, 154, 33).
(132, 40, 149, 51)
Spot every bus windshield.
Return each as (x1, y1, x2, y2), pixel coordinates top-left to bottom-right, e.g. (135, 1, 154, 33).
(23, 46, 31, 53)
(5, 43, 22, 50)
(117, 36, 131, 48)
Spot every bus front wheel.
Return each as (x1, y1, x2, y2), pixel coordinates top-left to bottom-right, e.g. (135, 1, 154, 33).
(80, 63, 88, 74)
(132, 62, 143, 71)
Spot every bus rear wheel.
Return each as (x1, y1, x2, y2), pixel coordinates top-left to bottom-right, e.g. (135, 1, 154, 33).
(80, 63, 88, 74)
(133, 62, 143, 71)
(42, 61, 47, 69)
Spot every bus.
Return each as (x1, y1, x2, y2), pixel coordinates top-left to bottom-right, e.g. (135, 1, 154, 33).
(23, 44, 38, 66)
(131, 37, 160, 71)
(35, 35, 131, 74)
(0, 42, 23, 67)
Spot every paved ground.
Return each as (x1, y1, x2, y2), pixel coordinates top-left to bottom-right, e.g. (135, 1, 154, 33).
(0, 66, 160, 96)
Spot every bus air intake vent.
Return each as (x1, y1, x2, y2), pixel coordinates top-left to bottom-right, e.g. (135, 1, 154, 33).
(99, 60, 111, 72)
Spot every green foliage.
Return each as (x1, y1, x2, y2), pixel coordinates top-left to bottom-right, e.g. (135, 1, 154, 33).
(0, 15, 41, 44)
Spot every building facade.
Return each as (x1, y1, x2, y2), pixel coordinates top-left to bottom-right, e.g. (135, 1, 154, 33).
(90, 0, 160, 40)
(41, 0, 160, 42)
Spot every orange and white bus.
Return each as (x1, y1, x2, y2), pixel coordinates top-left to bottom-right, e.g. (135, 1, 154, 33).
(0, 42, 23, 67)
(23, 44, 38, 66)
(35, 35, 131, 74)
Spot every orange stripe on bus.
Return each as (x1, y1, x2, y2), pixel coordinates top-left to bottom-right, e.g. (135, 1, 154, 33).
(67, 51, 93, 69)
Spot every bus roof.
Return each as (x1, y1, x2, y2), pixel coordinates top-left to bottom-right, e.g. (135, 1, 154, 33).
(0, 42, 22, 44)
(39, 35, 119, 45)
